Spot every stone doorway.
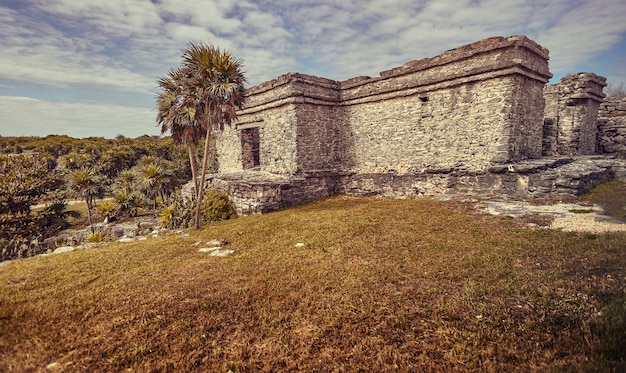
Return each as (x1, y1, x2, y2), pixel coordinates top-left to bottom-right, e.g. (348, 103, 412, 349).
(241, 127, 260, 170)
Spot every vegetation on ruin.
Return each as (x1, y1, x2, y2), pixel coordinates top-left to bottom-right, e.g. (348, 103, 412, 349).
(1, 194, 624, 372)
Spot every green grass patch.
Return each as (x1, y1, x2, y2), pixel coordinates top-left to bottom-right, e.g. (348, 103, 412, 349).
(580, 180, 626, 220)
(1, 196, 625, 371)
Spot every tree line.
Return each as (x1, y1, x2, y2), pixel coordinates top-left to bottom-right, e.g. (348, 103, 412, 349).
(0, 135, 215, 261)
(1, 41, 247, 261)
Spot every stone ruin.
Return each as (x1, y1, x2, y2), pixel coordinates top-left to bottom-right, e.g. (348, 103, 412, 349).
(203, 35, 626, 215)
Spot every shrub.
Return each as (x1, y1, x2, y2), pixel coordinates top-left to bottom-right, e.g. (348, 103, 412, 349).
(159, 206, 175, 228)
(159, 192, 194, 229)
(97, 200, 117, 218)
(0, 237, 43, 262)
(85, 232, 103, 243)
(201, 189, 236, 223)
(159, 188, 236, 230)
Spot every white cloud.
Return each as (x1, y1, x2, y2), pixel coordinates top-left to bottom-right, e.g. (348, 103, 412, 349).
(1, 0, 625, 137)
(0, 6, 156, 93)
(31, 0, 163, 37)
(536, 0, 626, 74)
(0, 96, 159, 138)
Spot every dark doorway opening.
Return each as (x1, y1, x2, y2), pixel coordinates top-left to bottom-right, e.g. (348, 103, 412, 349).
(241, 127, 260, 170)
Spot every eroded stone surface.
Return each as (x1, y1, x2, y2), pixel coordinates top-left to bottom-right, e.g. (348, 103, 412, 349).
(543, 73, 606, 156)
(202, 36, 624, 216)
(476, 200, 626, 233)
(598, 96, 626, 157)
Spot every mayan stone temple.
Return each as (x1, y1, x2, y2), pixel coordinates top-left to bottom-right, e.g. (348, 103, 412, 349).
(204, 36, 626, 215)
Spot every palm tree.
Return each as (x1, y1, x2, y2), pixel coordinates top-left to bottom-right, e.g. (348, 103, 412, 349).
(182, 43, 246, 229)
(158, 42, 246, 229)
(157, 67, 203, 201)
(135, 159, 174, 209)
(66, 168, 103, 225)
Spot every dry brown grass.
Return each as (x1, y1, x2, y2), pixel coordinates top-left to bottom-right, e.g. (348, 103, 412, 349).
(1, 196, 625, 372)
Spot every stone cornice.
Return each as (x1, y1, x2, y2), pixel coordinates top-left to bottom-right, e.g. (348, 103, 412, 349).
(238, 35, 552, 115)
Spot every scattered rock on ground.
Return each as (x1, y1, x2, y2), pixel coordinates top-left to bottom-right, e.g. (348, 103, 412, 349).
(198, 239, 234, 256)
(53, 246, 75, 254)
(198, 247, 221, 253)
(206, 239, 224, 246)
(46, 362, 61, 371)
(210, 249, 235, 257)
(476, 200, 626, 233)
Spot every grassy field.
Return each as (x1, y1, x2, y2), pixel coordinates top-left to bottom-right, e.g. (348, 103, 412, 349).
(1, 196, 625, 372)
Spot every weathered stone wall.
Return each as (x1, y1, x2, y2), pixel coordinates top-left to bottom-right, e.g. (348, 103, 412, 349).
(204, 171, 344, 215)
(598, 96, 626, 157)
(342, 36, 550, 172)
(542, 73, 606, 156)
(542, 84, 559, 156)
(207, 35, 623, 215)
(346, 76, 547, 175)
(217, 35, 551, 177)
(341, 156, 625, 200)
(217, 74, 350, 176)
(216, 102, 300, 175)
(507, 74, 547, 161)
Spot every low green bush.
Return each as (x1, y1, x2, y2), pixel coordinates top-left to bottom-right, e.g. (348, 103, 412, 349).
(201, 189, 236, 223)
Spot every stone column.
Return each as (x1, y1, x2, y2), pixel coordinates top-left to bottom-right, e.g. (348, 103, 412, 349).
(544, 73, 606, 156)
(598, 96, 626, 157)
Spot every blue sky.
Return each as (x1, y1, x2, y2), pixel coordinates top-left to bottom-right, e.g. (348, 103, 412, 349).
(0, 0, 625, 138)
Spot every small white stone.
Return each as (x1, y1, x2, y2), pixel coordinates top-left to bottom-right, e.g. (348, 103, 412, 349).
(137, 236, 148, 241)
(210, 249, 235, 257)
(199, 247, 221, 253)
(53, 246, 75, 254)
(206, 239, 222, 247)
(46, 362, 61, 370)
(118, 237, 135, 243)
(294, 243, 306, 248)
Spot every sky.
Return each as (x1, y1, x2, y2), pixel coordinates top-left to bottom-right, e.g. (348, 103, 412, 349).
(0, 0, 625, 139)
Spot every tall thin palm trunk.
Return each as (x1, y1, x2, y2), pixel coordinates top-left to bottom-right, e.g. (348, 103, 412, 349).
(195, 119, 213, 229)
(85, 196, 93, 225)
(188, 145, 199, 198)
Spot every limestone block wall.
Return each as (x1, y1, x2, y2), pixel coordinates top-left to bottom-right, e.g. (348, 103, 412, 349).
(216, 75, 301, 175)
(216, 104, 300, 175)
(543, 73, 606, 156)
(346, 80, 513, 173)
(342, 36, 550, 173)
(217, 35, 552, 179)
(296, 104, 354, 173)
(287, 75, 353, 173)
(598, 96, 626, 156)
(542, 84, 559, 155)
(506, 75, 547, 161)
